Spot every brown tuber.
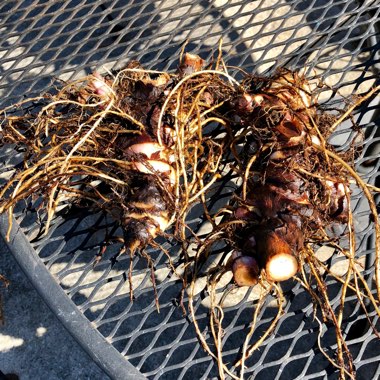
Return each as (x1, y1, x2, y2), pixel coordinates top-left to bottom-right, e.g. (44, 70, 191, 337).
(226, 69, 352, 285)
(230, 251, 259, 286)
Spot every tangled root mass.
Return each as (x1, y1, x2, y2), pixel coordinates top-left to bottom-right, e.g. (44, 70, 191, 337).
(0, 51, 379, 379)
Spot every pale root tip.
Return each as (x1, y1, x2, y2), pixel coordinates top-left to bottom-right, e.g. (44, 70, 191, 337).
(269, 150, 287, 160)
(243, 93, 253, 103)
(91, 76, 112, 98)
(310, 135, 321, 146)
(299, 89, 311, 108)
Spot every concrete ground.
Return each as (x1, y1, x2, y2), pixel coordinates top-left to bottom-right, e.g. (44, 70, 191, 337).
(0, 239, 109, 380)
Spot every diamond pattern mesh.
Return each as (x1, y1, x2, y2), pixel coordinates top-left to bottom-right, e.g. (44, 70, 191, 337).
(1, 0, 380, 379)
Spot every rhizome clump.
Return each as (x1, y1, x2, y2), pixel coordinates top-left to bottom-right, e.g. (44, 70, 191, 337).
(0, 49, 379, 379)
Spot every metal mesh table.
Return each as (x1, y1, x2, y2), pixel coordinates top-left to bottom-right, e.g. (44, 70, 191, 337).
(1, 1, 380, 379)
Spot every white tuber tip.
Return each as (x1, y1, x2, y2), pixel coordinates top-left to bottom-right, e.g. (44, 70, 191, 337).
(91, 73, 113, 99)
(310, 135, 321, 146)
(266, 254, 298, 282)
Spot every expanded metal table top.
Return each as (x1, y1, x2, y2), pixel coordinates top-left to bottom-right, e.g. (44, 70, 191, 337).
(1, 1, 380, 379)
